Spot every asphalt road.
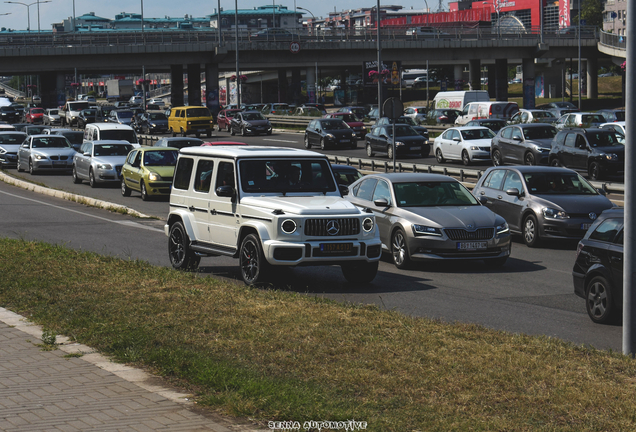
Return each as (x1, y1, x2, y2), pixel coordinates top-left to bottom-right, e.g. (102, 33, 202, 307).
(0, 157, 623, 352)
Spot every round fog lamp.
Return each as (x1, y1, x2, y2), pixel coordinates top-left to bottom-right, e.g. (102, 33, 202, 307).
(281, 219, 297, 234)
(362, 217, 374, 232)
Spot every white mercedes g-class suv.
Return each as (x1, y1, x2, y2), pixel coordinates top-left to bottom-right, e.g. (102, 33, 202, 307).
(165, 146, 381, 285)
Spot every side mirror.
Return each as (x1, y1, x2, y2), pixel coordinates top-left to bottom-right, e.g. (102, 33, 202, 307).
(478, 196, 488, 204)
(338, 184, 349, 196)
(216, 185, 235, 198)
(453, 137, 461, 142)
(513, 136, 522, 141)
(373, 197, 390, 207)
(597, 188, 607, 196)
(83, 152, 91, 156)
(505, 187, 521, 197)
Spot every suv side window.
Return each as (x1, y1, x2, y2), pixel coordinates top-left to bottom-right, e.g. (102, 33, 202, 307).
(354, 178, 378, 201)
(501, 127, 512, 139)
(576, 135, 587, 149)
(215, 161, 235, 193)
(511, 127, 523, 140)
(564, 133, 576, 148)
(194, 159, 215, 193)
(174, 157, 195, 190)
(483, 169, 506, 190)
(589, 218, 623, 243)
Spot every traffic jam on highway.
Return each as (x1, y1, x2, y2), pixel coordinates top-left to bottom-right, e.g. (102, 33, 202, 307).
(0, 89, 626, 325)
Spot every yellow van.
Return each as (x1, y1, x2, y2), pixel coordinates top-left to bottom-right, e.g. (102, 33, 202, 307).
(168, 106, 215, 138)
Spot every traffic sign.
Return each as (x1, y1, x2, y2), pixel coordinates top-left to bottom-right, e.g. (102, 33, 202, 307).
(289, 42, 300, 54)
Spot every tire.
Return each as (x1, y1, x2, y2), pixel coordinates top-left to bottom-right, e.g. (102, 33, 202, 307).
(341, 261, 379, 284)
(523, 214, 540, 247)
(387, 144, 394, 160)
(168, 221, 201, 271)
(28, 159, 36, 175)
(304, 135, 311, 149)
(585, 275, 617, 324)
(435, 148, 445, 163)
(195, 132, 200, 138)
(230, 127, 235, 136)
(588, 161, 602, 180)
(550, 158, 561, 167)
(239, 233, 270, 286)
(171, 128, 176, 137)
(492, 149, 503, 166)
(17, 159, 24, 172)
(72, 166, 82, 184)
(462, 150, 471, 166)
(121, 177, 131, 197)
(241, 126, 247, 136)
(366, 144, 374, 157)
(140, 180, 149, 201)
(391, 229, 412, 269)
(226, 124, 231, 133)
(181, 129, 187, 137)
(207, 130, 212, 137)
(524, 152, 536, 166)
(320, 137, 326, 150)
(88, 168, 98, 188)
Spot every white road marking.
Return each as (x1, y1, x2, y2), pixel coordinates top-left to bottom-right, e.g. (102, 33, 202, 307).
(0, 189, 164, 233)
(262, 138, 298, 143)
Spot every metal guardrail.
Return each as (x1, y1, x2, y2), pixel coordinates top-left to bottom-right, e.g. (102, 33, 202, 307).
(599, 30, 626, 50)
(266, 115, 450, 135)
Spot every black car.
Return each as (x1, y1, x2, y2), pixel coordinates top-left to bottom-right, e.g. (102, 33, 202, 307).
(304, 118, 356, 150)
(427, 109, 461, 125)
(76, 109, 97, 128)
(331, 164, 363, 186)
(96, 105, 116, 122)
(0, 105, 21, 123)
(135, 112, 169, 134)
(365, 124, 429, 159)
(491, 124, 557, 166)
(375, 117, 429, 142)
(465, 119, 507, 132)
(548, 128, 624, 180)
(596, 109, 625, 123)
(230, 110, 272, 136)
(573, 208, 623, 324)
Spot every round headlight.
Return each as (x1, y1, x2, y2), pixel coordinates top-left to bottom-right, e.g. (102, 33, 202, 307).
(362, 217, 374, 232)
(281, 219, 297, 234)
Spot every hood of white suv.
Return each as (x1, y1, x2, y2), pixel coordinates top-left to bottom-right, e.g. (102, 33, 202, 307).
(241, 195, 360, 215)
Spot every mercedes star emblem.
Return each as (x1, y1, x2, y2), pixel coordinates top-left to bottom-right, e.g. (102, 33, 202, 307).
(326, 220, 340, 235)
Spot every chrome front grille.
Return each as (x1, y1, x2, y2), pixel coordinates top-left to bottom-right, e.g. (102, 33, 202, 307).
(304, 218, 360, 236)
(445, 228, 494, 241)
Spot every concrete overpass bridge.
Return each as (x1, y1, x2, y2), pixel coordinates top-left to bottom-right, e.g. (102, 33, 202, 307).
(0, 28, 604, 109)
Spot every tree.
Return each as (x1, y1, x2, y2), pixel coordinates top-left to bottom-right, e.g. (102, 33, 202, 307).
(573, 0, 603, 27)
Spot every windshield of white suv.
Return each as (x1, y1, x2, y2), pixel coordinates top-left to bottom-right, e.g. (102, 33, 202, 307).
(100, 130, 138, 144)
(394, 181, 479, 207)
(523, 172, 598, 195)
(239, 159, 337, 193)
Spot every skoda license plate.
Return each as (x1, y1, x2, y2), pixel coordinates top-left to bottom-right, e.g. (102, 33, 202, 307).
(581, 223, 592, 230)
(320, 243, 352, 254)
(457, 242, 487, 251)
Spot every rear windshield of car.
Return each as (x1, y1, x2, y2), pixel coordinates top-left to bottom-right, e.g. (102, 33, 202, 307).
(94, 144, 133, 156)
(100, 130, 138, 144)
(522, 126, 557, 140)
(585, 131, 622, 147)
(0, 133, 26, 143)
(394, 181, 479, 207)
(143, 150, 178, 166)
(523, 172, 598, 195)
(533, 111, 555, 118)
(186, 108, 212, 118)
(581, 115, 606, 124)
(460, 129, 495, 140)
(239, 159, 337, 194)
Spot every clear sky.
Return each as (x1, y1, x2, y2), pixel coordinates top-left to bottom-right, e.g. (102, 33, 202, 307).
(0, 0, 443, 31)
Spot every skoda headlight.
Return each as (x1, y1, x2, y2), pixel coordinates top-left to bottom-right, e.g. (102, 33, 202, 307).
(413, 225, 442, 236)
(97, 163, 112, 170)
(542, 207, 569, 219)
(496, 221, 509, 234)
(148, 172, 162, 181)
(362, 217, 374, 232)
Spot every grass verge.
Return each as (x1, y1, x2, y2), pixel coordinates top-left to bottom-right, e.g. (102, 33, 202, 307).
(1, 238, 636, 431)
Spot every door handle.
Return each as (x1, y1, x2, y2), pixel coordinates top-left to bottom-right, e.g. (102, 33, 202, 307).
(497, 195, 503, 199)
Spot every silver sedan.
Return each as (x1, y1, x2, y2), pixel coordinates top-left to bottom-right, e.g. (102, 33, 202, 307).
(345, 172, 512, 269)
(72, 140, 134, 187)
(17, 134, 76, 174)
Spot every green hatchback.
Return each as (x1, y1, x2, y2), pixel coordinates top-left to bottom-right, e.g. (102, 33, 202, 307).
(121, 147, 178, 200)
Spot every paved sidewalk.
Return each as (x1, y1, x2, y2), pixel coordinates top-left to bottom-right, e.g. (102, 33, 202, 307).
(0, 308, 263, 432)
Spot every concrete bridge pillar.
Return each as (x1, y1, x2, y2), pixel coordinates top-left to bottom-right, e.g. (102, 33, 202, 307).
(277, 69, 287, 103)
(171, 64, 184, 107)
(495, 59, 508, 101)
(56, 73, 66, 104)
(453, 64, 463, 84)
(39, 73, 57, 109)
(586, 57, 598, 99)
(205, 64, 220, 118)
(487, 65, 496, 99)
(522, 58, 535, 109)
(292, 68, 302, 106)
(187, 64, 201, 107)
(469, 59, 481, 92)
(306, 66, 316, 104)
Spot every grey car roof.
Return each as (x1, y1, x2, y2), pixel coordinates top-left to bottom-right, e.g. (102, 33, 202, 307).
(484, 166, 577, 174)
(363, 172, 457, 182)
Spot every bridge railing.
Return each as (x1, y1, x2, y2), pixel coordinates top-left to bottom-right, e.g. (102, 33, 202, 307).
(0, 25, 600, 49)
(599, 30, 626, 50)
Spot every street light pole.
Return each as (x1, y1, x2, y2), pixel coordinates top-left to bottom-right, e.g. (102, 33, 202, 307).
(376, 0, 382, 116)
(577, 0, 581, 109)
(5, 0, 50, 33)
(235, 0, 240, 107)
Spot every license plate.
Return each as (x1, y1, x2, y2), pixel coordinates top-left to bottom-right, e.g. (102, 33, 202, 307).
(457, 241, 487, 251)
(320, 243, 353, 254)
(197, 129, 206, 132)
(52, 161, 66, 166)
(340, 139, 350, 143)
(410, 146, 421, 151)
(581, 223, 592, 230)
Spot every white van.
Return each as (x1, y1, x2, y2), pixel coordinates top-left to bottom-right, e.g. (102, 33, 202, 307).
(454, 101, 519, 125)
(432, 90, 490, 111)
(83, 123, 140, 148)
